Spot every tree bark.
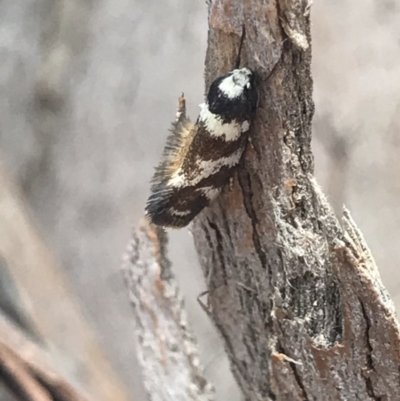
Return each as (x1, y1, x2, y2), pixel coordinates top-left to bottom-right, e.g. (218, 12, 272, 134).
(190, 1, 400, 400)
(122, 220, 215, 401)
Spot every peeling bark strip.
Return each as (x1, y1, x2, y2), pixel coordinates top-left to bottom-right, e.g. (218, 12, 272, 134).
(192, 1, 400, 400)
(122, 220, 214, 401)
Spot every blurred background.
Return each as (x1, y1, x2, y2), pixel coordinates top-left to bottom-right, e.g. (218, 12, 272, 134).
(0, 0, 399, 400)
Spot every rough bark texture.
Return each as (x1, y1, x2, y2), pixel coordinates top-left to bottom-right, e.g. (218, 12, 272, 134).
(191, 1, 400, 400)
(122, 220, 215, 401)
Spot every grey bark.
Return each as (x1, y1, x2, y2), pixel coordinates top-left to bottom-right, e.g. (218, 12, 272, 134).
(122, 220, 215, 401)
(190, 1, 400, 400)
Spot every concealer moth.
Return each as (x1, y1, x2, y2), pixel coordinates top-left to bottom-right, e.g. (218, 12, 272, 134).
(145, 67, 258, 228)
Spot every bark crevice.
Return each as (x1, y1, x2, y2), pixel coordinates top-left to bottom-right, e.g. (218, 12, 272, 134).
(359, 299, 380, 401)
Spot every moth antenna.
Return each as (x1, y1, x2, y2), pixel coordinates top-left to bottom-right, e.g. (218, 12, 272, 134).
(261, 49, 287, 84)
(234, 25, 246, 69)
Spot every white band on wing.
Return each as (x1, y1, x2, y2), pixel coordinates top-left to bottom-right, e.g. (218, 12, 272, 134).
(199, 103, 249, 142)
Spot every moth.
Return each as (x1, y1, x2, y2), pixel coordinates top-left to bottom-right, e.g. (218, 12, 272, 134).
(145, 67, 258, 228)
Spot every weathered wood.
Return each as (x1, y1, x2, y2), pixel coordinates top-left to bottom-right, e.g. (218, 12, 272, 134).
(122, 220, 215, 401)
(191, 1, 400, 400)
(0, 163, 131, 401)
(0, 314, 88, 401)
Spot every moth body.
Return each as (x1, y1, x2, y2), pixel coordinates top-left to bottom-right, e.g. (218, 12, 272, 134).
(146, 68, 257, 228)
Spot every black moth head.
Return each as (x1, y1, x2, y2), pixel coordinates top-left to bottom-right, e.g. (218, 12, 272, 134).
(206, 68, 258, 123)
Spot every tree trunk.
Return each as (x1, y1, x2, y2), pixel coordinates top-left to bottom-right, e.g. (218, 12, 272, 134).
(190, 0, 400, 400)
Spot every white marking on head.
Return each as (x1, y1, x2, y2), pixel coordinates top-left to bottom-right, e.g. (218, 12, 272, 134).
(167, 149, 244, 188)
(218, 68, 252, 99)
(199, 103, 242, 141)
(197, 186, 221, 200)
